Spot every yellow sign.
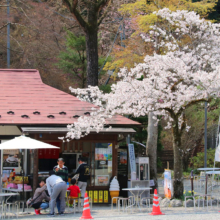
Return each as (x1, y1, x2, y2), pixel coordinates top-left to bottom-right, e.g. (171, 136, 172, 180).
(89, 191, 93, 203)
(104, 191, 108, 203)
(99, 191, 103, 203)
(94, 191, 98, 203)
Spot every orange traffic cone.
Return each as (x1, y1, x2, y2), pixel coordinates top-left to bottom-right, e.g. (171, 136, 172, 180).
(80, 192, 93, 219)
(149, 189, 164, 215)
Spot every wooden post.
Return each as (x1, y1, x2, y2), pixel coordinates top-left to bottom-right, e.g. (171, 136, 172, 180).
(167, 161, 169, 170)
(33, 149, 38, 194)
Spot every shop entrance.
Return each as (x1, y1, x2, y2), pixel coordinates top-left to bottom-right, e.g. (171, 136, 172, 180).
(117, 147, 128, 197)
(61, 153, 81, 173)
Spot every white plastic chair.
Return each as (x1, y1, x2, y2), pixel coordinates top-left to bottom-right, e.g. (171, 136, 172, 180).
(198, 172, 206, 191)
(0, 201, 5, 219)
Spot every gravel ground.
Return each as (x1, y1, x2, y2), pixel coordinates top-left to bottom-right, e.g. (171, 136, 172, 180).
(6, 205, 220, 220)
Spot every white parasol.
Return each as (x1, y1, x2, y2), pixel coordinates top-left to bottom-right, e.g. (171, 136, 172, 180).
(0, 135, 59, 211)
(0, 135, 60, 150)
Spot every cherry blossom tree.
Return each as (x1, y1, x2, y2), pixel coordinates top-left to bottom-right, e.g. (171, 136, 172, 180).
(65, 9, 220, 198)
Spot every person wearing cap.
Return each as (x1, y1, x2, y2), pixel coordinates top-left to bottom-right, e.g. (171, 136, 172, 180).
(53, 158, 68, 214)
(72, 157, 90, 206)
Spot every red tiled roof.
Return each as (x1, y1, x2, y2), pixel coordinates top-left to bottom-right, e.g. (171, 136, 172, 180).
(0, 69, 140, 126)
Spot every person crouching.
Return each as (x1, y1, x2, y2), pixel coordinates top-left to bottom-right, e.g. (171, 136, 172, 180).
(32, 179, 50, 215)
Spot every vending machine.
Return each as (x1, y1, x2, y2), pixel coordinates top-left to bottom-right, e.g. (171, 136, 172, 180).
(127, 157, 150, 198)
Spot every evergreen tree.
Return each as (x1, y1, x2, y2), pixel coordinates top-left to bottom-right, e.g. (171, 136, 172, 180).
(57, 32, 87, 88)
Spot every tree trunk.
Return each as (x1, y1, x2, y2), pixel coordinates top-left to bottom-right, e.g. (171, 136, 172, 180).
(146, 112, 158, 191)
(172, 122, 184, 198)
(85, 29, 99, 86)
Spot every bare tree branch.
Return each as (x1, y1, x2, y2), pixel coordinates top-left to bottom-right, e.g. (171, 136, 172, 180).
(62, 0, 88, 30)
(97, 0, 112, 26)
(0, 23, 8, 31)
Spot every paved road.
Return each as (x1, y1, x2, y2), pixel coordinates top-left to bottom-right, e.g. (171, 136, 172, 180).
(10, 206, 220, 220)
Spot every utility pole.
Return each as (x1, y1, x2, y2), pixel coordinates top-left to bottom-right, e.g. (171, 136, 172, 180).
(204, 101, 207, 167)
(7, 0, 10, 68)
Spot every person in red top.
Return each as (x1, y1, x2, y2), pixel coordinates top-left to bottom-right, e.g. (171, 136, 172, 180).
(67, 179, 80, 205)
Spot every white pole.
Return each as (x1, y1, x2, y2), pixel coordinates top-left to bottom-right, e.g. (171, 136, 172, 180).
(0, 148, 3, 193)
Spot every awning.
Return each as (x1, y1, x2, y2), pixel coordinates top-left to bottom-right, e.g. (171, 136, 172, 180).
(21, 127, 136, 134)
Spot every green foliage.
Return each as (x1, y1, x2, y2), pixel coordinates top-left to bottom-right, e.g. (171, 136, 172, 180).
(191, 149, 220, 169)
(56, 31, 87, 88)
(99, 84, 111, 93)
(56, 31, 112, 88)
(182, 190, 199, 201)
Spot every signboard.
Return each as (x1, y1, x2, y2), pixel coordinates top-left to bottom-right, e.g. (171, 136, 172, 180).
(136, 157, 149, 164)
(164, 169, 172, 199)
(104, 191, 108, 203)
(99, 191, 103, 203)
(128, 144, 136, 180)
(150, 179, 155, 186)
(94, 191, 98, 203)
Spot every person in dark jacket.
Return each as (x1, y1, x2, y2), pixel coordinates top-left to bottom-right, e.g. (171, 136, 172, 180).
(73, 157, 90, 206)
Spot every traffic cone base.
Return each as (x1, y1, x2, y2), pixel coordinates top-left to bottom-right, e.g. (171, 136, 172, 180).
(79, 192, 94, 219)
(149, 189, 165, 216)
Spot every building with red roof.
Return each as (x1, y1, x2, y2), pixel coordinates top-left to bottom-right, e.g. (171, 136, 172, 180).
(0, 69, 139, 199)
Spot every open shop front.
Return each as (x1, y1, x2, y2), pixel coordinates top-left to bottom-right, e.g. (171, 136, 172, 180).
(25, 129, 133, 204)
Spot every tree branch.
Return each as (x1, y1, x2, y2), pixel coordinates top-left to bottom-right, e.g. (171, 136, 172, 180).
(62, 0, 89, 30)
(170, 79, 183, 92)
(180, 111, 186, 133)
(0, 23, 8, 31)
(164, 107, 175, 118)
(97, 0, 112, 26)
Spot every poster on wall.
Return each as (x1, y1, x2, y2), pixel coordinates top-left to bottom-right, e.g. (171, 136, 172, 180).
(95, 143, 112, 161)
(119, 151, 127, 164)
(164, 169, 173, 199)
(3, 149, 20, 168)
(97, 175, 109, 185)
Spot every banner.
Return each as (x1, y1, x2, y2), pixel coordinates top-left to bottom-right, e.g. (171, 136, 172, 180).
(164, 169, 172, 199)
(215, 133, 220, 161)
(128, 144, 136, 180)
(99, 191, 103, 203)
(215, 146, 220, 162)
(94, 191, 98, 203)
(104, 191, 108, 203)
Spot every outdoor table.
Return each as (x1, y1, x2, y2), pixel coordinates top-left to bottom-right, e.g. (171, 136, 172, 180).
(197, 168, 220, 193)
(2, 188, 32, 192)
(205, 171, 220, 189)
(197, 168, 220, 171)
(122, 187, 152, 210)
(0, 192, 19, 218)
(2, 188, 32, 213)
(0, 192, 19, 200)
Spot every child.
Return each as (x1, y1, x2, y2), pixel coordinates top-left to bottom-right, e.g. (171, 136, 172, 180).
(67, 179, 80, 205)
